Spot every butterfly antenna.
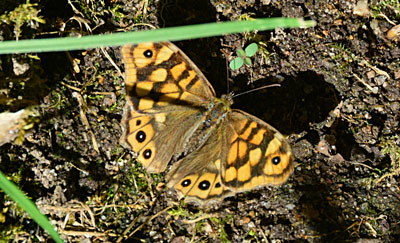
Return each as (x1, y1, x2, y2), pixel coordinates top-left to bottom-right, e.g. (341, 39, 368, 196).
(232, 84, 281, 98)
(220, 48, 231, 94)
(226, 64, 230, 94)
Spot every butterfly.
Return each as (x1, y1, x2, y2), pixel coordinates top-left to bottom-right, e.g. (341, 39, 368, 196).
(120, 42, 294, 206)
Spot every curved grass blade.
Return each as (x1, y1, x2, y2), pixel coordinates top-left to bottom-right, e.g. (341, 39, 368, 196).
(0, 171, 63, 243)
(0, 18, 316, 54)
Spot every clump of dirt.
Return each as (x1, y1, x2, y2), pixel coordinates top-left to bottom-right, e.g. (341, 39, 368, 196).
(0, 0, 399, 242)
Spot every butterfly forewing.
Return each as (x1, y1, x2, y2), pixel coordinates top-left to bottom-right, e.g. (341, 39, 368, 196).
(121, 42, 216, 173)
(121, 42, 215, 111)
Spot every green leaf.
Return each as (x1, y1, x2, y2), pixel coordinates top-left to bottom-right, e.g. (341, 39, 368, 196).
(245, 43, 258, 57)
(236, 48, 246, 57)
(0, 171, 63, 243)
(249, 229, 256, 236)
(229, 57, 244, 70)
(244, 57, 252, 66)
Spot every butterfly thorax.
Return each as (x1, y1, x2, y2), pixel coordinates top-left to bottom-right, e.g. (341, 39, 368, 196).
(181, 95, 232, 157)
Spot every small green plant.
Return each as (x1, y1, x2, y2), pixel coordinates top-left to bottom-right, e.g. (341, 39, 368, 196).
(168, 205, 192, 218)
(376, 135, 400, 184)
(371, 0, 400, 19)
(229, 43, 258, 70)
(0, 0, 45, 39)
(210, 215, 233, 243)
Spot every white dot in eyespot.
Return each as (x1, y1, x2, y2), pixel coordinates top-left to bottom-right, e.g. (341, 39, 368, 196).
(198, 180, 210, 190)
(181, 179, 191, 187)
(272, 156, 281, 165)
(143, 49, 153, 58)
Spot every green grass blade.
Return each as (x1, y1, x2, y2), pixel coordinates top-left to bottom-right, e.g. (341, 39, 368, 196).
(0, 18, 316, 54)
(0, 171, 63, 243)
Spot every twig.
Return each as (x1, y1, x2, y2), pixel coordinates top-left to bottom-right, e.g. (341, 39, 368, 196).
(182, 213, 220, 224)
(72, 92, 100, 153)
(353, 73, 378, 94)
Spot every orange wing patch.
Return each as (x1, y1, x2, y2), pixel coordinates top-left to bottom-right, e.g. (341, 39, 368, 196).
(135, 82, 153, 97)
(240, 121, 257, 140)
(224, 166, 237, 182)
(249, 148, 262, 166)
(249, 128, 266, 145)
(237, 162, 251, 182)
(170, 62, 187, 80)
(149, 68, 168, 82)
(156, 45, 174, 65)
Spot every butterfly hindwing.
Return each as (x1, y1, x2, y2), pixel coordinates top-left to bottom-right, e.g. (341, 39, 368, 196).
(121, 101, 204, 172)
(166, 126, 234, 205)
(221, 110, 294, 191)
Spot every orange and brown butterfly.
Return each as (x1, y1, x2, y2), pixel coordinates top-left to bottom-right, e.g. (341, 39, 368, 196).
(120, 42, 294, 206)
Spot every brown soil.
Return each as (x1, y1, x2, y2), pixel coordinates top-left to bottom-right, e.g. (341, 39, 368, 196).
(0, 0, 399, 242)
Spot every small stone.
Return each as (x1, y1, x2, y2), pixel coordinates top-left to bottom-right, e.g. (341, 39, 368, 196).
(387, 24, 400, 41)
(353, 0, 370, 17)
(366, 71, 375, 79)
(286, 204, 295, 210)
(242, 216, 251, 224)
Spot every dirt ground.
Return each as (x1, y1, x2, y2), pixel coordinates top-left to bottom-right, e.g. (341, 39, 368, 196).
(1, 0, 400, 242)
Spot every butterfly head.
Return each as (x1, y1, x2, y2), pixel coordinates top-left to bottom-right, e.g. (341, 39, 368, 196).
(221, 93, 234, 106)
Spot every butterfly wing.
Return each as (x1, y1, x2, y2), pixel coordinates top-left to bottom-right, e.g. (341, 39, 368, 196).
(166, 124, 234, 205)
(166, 109, 294, 205)
(220, 110, 294, 191)
(121, 42, 294, 205)
(120, 42, 216, 173)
